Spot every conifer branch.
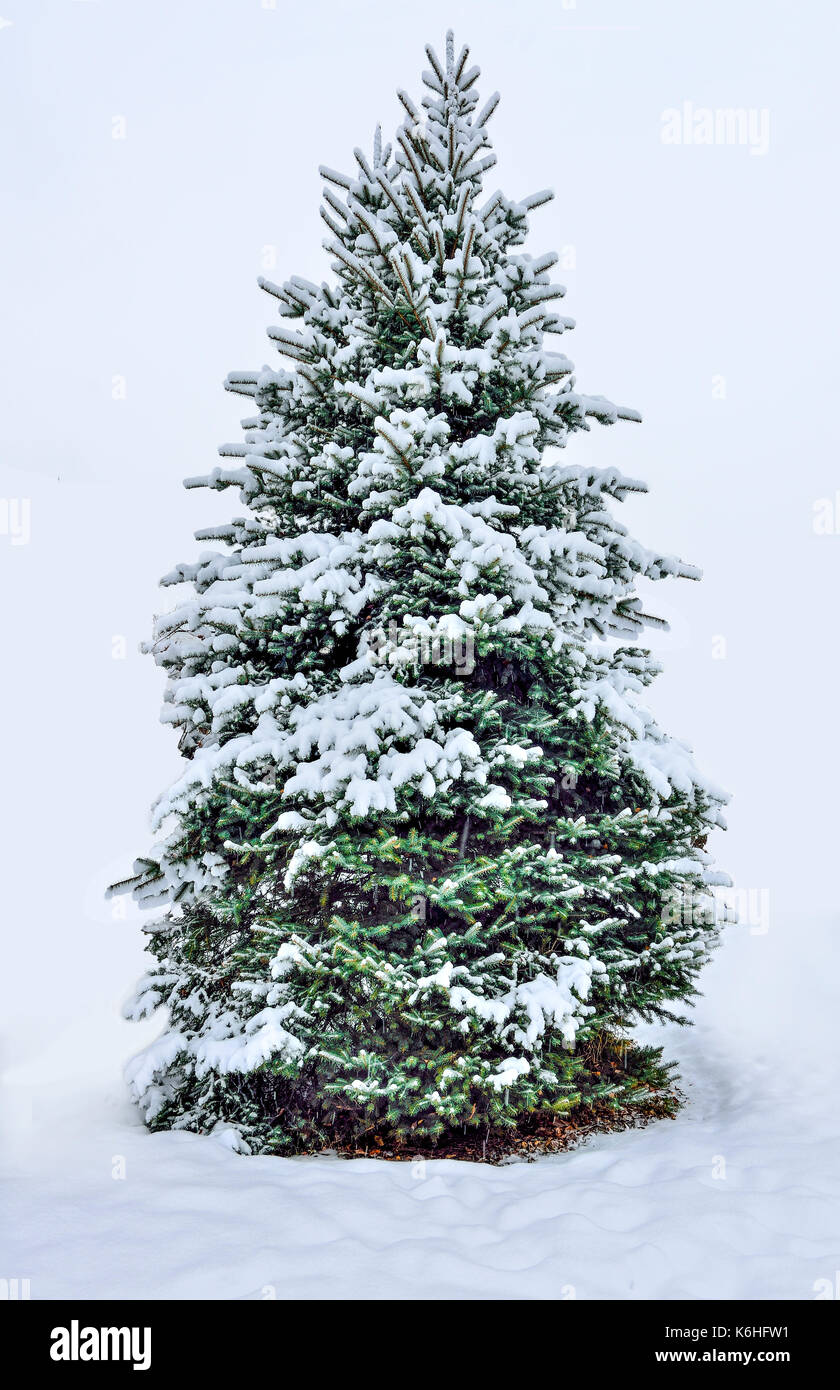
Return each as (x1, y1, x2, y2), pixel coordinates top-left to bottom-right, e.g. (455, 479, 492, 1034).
(403, 178, 431, 233)
(520, 188, 555, 211)
(396, 130, 428, 194)
(319, 165, 354, 191)
(396, 88, 422, 125)
(424, 44, 445, 87)
(475, 91, 500, 128)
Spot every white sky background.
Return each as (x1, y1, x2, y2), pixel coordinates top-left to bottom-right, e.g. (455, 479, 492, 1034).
(1, 0, 838, 1068)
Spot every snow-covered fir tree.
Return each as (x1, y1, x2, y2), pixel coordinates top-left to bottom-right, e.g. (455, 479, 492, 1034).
(114, 33, 729, 1155)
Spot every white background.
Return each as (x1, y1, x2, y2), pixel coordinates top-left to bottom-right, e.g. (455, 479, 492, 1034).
(1, 0, 838, 1300)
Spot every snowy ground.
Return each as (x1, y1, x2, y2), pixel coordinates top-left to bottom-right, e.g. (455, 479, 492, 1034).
(3, 912, 838, 1301)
